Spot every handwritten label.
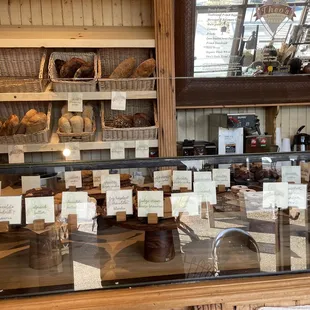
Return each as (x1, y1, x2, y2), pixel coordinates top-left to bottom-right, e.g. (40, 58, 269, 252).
(154, 170, 172, 189)
(65, 171, 82, 189)
(288, 184, 307, 209)
(301, 162, 310, 182)
(282, 166, 301, 184)
(212, 169, 230, 187)
(194, 172, 212, 182)
(101, 174, 120, 193)
(194, 181, 217, 204)
(110, 142, 125, 160)
(8, 145, 24, 164)
(22, 176, 41, 194)
(92, 170, 109, 187)
(171, 193, 200, 217)
(64, 142, 80, 161)
(173, 171, 192, 190)
(111, 91, 127, 111)
(25, 196, 55, 224)
(106, 190, 133, 216)
(138, 191, 164, 217)
(0, 196, 22, 224)
(263, 182, 288, 209)
(62, 191, 88, 218)
(135, 140, 149, 158)
(244, 191, 275, 212)
(68, 93, 83, 112)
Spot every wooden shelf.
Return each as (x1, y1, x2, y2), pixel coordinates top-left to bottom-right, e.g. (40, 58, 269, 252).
(0, 133, 158, 154)
(0, 90, 157, 102)
(0, 26, 155, 48)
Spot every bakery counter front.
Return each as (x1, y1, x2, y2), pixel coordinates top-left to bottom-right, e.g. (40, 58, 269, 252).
(0, 152, 310, 303)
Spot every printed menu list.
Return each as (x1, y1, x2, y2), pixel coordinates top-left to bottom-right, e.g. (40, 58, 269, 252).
(138, 191, 164, 217)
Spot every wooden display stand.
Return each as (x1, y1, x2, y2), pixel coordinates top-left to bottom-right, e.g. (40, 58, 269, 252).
(148, 213, 158, 224)
(207, 202, 215, 229)
(0, 221, 9, 233)
(116, 212, 127, 222)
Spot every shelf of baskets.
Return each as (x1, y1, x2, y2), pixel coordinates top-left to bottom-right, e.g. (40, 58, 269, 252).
(0, 26, 155, 48)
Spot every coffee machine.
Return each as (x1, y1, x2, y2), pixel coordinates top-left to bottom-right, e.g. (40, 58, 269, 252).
(292, 126, 310, 152)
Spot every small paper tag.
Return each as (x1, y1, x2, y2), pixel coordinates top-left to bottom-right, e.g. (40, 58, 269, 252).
(244, 191, 274, 212)
(64, 142, 81, 161)
(65, 171, 82, 189)
(106, 189, 133, 216)
(111, 91, 127, 111)
(171, 193, 200, 216)
(281, 166, 301, 184)
(288, 184, 307, 209)
(212, 169, 230, 187)
(263, 182, 288, 209)
(8, 145, 24, 164)
(62, 191, 88, 218)
(154, 170, 172, 189)
(22, 176, 41, 194)
(0, 196, 22, 224)
(173, 171, 192, 191)
(138, 191, 164, 217)
(101, 174, 120, 193)
(110, 142, 125, 160)
(194, 181, 217, 204)
(68, 93, 83, 112)
(25, 196, 55, 224)
(135, 140, 149, 158)
(194, 172, 212, 182)
(92, 170, 109, 187)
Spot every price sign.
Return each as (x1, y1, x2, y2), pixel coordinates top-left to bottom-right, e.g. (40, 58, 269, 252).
(68, 93, 83, 112)
(8, 145, 24, 164)
(111, 91, 126, 111)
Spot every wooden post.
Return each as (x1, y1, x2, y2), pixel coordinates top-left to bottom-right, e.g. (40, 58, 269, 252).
(154, 0, 177, 157)
(68, 214, 78, 232)
(116, 211, 126, 222)
(265, 106, 280, 144)
(207, 202, 215, 229)
(200, 202, 207, 220)
(217, 185, 226, 193)
(164, 197, 172, 218)
(148, 213, 158, 224)
(33, 219, 45, 231)
(0, 221, 9, 233)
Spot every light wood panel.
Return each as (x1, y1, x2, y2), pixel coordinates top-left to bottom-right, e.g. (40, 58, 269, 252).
(0, 0, 154, 26)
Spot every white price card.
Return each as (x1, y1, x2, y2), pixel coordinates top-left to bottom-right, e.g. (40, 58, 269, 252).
(22, 176, 41, 194)
(65, 171, 82, 189)
(194, 181, 217, 204)
(244, 191, 274, 212)
(68, 93, 83, 112)
(101, 174, 120, 193)
(281, 166, 301, 184)
(8, 145, 24, 164)
(110, 141, 125, 160)
(106, 189, 133, 216)
(263, 182, 288, 209)
(138, 191, 164, 217)
(0, 196, 22, 224)
(92, 170, 109, 187)
(171, 193, 200, 217)
(64, 142, 80, 161)
(154, 170, 172, 189)
(111, 91, 127, 111)
(25, 196, 55, 224)
(135, 140, 149, 158)
(173, 171, 192, 191)
(212, 169, 231, 187)
(288, 184, 307, 209)
(194, 172, 212, 182)
(62, 191, 88, 218)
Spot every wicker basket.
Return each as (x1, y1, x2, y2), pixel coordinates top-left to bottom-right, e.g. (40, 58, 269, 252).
(49, 52, 98, 92)
(57, 118, 96, 142)
(101, 100, 158, 141)
(98, 48, 156, 91)
(0, 101, 52, 144)
(0, 48, 48, 93)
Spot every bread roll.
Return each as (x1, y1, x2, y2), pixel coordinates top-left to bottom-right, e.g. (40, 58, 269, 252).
(109, 58, 136, 79)
(16, 109, 38, 134)
(62, 112, 73, 120)
(82, 104, 93, 120)
(84, 117, 92, 132)
(60, 58, 87, 78)
(131, 58, 156, 78)
(70, 115, 83, 133)
(0, 115, 20, 136)
(61, 104, 68, 115)
(26, 112, 47, 134)
(58, 116, 72, 133)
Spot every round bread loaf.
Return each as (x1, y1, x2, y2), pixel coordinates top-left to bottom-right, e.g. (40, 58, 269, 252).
(109, 57, 136, 79)
(26, 112, 47, 134)
(70, 115, 84, 133)
(58, 116, 72, 133)
(131, 58, 156, 78)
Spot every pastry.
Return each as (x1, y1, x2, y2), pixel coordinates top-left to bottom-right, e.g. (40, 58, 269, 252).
(26, 112, 47, 134)
(0, 114, 19, 136)
(62, 112, 73, 120)
(133, 113, 151, 127)
(70, 115, 83, 133)
(16, 109, 38, 134)
(58, 116, 72, 133)
(74, 64, 94, 79)
(112, 115, 133, 128)
(61, 104, 69, 115)
(82, 104, 93, 120)
(131, 58, 156, 78)
(84, 117, 92, 132)
(109, 57, 136, 79)
(59, 57, 87, 78)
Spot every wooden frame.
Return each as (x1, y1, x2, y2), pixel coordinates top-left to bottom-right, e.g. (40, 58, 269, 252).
(175, 0, 310, 108)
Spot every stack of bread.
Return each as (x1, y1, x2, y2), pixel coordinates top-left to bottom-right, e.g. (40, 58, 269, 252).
(112, 113, 152, 128)
(58, 103, 94, 134)
(0, 109, 47, 136)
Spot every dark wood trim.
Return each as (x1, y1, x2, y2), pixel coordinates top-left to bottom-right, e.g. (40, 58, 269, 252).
(175, 0, 310, 107)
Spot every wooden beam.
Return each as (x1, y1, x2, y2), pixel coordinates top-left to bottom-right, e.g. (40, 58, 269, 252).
(265, 106, 279, 144)
(154, 0, 177, 157)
